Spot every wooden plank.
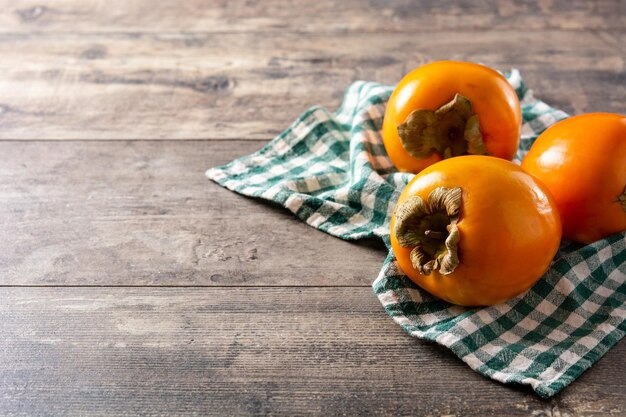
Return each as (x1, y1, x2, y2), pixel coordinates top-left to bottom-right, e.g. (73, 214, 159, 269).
(0, 0, 624, 33)
(0, 30, 623, 140)
(0, 140, 387, 286)
(1, 287, 624, 416)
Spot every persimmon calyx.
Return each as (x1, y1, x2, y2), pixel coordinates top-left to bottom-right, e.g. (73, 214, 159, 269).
(394, 187, 462, 275)
(397, 94, 487, 159)
(619, 186, 626, 212)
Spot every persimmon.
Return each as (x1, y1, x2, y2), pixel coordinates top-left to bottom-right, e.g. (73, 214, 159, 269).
(390, 156, 562, 306)
(522, 113, 626, 244)
(382, 61, 522, 173)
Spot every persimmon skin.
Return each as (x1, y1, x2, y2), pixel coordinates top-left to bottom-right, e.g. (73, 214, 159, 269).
(383, 61, 522, 173)
(390, 156, 562, 307)
(521, 113, 626, 244)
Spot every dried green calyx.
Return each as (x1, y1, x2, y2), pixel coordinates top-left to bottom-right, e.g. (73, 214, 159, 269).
(394, 187, 462, 275)
(397, 94, 487, 159)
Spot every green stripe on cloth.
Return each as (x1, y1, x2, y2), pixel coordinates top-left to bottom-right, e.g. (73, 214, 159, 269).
(206, 69, 626, 398)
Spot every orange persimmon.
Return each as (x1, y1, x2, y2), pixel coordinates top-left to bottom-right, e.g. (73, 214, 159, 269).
(382, 61, 522, 173)
(390, 156, 562, 306)
(522, 113, 626, 244)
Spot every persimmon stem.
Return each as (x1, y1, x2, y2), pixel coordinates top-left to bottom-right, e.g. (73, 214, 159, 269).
(397, 94, 487, 160)
(394, 187, 463, 275)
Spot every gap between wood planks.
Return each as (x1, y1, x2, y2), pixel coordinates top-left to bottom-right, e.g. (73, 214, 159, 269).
(1, 0, 625, 34)
(1, 27, 625, 36)
(0, 138, 270, 141)
(0, 284, 373, 287)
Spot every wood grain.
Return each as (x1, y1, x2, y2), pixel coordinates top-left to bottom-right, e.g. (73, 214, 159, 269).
(1, 1, 625, 414)
(0, 30, 623, 140)
(0, 0, 624, 33)
(0, 140, 387, 286)
(1, 287, 624, 416)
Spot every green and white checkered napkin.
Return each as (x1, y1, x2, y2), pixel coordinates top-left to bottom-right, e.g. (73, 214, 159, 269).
(206, 70, 626, 398)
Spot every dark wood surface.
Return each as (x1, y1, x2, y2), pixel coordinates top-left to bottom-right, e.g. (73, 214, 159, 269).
(0, 1, 624, 415)
(0, 30, 624, 140)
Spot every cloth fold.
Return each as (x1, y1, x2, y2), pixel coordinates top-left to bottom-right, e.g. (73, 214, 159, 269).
(207, 70, 626, 398)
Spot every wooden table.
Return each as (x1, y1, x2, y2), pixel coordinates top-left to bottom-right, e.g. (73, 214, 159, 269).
(1, 1, 624, 415)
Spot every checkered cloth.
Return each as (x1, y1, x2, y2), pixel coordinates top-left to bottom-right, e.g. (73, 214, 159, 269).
(206, 70, 626, 398)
